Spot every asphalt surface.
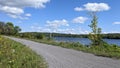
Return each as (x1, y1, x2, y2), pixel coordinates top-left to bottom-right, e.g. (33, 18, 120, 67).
(7, 37, 120, 68)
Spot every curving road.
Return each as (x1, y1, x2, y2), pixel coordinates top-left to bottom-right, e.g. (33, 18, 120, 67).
(7, 37, 120, 68)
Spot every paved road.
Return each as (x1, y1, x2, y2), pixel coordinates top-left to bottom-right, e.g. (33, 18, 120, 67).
(7, 37, 120, 68)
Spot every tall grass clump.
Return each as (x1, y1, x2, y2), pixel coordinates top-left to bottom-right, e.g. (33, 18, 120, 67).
(0, 36, 47, 68)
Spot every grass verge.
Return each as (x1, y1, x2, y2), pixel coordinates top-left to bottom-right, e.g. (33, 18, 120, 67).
(27, 38, 120, 59)
(0, 36, 47, 68)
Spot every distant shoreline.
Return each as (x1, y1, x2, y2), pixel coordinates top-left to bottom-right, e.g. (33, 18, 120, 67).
(19, 32, 120, 39)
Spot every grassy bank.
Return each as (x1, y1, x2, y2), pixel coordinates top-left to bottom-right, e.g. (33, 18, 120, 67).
(0, 36, 47, 68)
(26, 38, 120, 59)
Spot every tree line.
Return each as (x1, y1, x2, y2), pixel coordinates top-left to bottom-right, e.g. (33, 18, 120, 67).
(19, 32, 120, 39)
(19, 32, 45, 39)
(0, 21, 21, 35)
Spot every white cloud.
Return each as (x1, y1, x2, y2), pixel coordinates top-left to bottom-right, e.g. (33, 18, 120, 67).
(30, 24, 90, 34)
(7, 14, 18, 18)
(74, 7, 84, 11)
(31, 25, 52, 32)
(33, 28, 89, 34)
(0, 0, 50, 19)
(56, 28, 75, 34)
(75, 3, 110, 12)
(46, 19, 69, 29)
(31, 25, 41, 29)
(0, 0, 50, 8)
(53, 28, 89, 34)
(73, 16, 88, 24)
(113, 22, 120, 24)
(84, 3, 110, 12)
(30, 23, 44, 32)
(0, 6, 24, 15)
(103, 31, 120, 34)
(25, 13, 31, 17)
(7, 14, 29, 20)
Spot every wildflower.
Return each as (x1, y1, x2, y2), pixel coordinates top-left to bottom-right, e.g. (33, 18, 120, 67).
(12, 49, 15, 53)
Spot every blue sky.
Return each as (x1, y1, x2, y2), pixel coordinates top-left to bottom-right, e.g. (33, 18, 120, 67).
(0, 0, 120, 34)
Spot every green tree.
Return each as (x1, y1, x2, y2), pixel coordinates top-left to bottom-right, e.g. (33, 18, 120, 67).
(14, 26, 21, 35)
(0, 21, 6, 34)
(0, 21, 21, 35)
(36, 34, 45, 39)
(88, 12, 103, 46)
(5, 22, 14, 35)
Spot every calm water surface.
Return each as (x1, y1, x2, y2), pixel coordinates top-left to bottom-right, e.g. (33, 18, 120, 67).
(54, 37, 120, 46)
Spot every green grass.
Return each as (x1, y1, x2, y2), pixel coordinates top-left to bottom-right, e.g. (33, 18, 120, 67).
(27, 38, 120, 59)
(0, 36, 47, 68)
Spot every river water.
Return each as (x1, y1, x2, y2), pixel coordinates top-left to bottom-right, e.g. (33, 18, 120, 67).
(53, 37, 120, 46)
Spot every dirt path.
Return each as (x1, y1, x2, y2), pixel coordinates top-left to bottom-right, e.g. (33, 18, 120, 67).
(8, 37, 120, 68)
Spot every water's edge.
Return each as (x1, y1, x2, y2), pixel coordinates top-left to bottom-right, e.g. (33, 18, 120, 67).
(53, 37, 120, 46)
